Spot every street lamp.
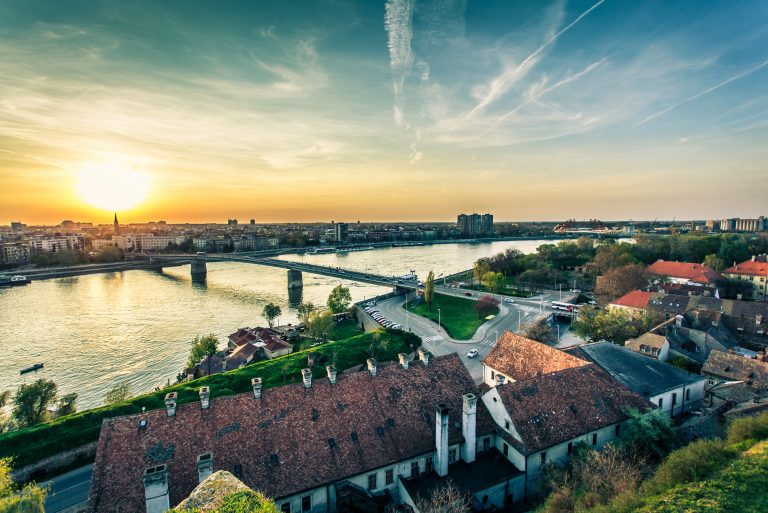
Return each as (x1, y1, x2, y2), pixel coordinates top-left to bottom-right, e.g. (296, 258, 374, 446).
(493, 330, 499, 344)
(438, 308, 441, 330)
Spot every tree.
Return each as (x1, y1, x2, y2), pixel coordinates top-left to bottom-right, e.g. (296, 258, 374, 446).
(0, 392, 13, 434)
(104, 382, 132, 405)
(306, 310, 333, 340)
(414, 482, 472, 513)
(186, 334, 219, 376)
(55, 392, 78, 418)
(473, 294, 500, 319)
(262, 302, 282, 328)
(594, 264, 649, 304)
(0, 457, 47, 513)
(620, 408, 680, 461)
(12, 378, 58, 427)
(717, 277, 754, 300)
(523, 320, 555, 343)
(296, 301, 316, 325)
(424, 271, 435, 311)
(482, 271, 504, 293)
(473, 260, 491, 284)
(327, 285, 352, 314)
(703, 253, 725, 272)
(572, 306, 655, 345)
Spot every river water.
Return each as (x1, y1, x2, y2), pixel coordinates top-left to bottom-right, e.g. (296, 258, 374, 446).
(0, 239, 559, 409)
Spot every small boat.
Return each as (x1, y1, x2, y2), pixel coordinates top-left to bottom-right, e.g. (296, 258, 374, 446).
(20, 363, 44, 375)
(0, 275, 31, 287)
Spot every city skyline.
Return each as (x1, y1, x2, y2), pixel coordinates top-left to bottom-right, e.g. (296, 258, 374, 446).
(2, 0, 768, 224)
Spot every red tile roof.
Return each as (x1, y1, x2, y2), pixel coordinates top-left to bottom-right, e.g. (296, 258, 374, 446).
(724, 257, 768, 277)
(88, 354, 495, 513)
(648, 260, 721, 284)
(610, 290, 653, 309)
(495, 364, 653, 454)
(702, 350, 768, 390)
(483, 331, 589, 381)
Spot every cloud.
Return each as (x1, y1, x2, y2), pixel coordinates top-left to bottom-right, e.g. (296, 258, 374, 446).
(384, 0, 415, 126)
(637, 59, 768, 125)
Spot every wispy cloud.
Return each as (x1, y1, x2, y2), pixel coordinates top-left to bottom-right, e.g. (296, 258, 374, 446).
(384, 0, 415, 127)
(637, 58, 768, 125)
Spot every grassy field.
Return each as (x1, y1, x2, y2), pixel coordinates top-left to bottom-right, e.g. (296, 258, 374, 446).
(0, 329, 420, 469)
(293, 318, 363, 351)
(406, 293, 498, 340)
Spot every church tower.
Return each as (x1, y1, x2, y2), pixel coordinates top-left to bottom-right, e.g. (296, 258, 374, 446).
(114, 213, 120, 234)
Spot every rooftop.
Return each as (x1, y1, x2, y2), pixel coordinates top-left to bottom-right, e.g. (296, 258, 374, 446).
(648, 260, 721, 283)
(702, 350, 768, 391)
(575, 342, 705, 397)
(482, 331, 589, 381)
(724, 256, 768, 277)
(610, 290, 653, 310)
(625, 333, 667, 357)
(88, 353, 494, 513)
(494, 363, 653, 454)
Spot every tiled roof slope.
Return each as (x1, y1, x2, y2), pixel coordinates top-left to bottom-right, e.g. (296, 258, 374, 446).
(724, 257, 768, 277)
(88, 354, 494, 513)
(703, 350, 768, 390)
(611, 290, 654, 309)
(496, 364, 653, 454)
(483, 331, 589, 381)
(647, 260, 721, 283)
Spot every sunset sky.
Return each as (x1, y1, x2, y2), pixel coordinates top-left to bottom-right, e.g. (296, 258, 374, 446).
(1, 0, 767, 224)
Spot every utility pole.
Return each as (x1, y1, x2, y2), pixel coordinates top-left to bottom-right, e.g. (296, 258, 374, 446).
(438, 308, 441, 330)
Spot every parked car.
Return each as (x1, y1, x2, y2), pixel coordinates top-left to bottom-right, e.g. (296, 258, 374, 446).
(504, 297, 514, 303)
(464, 291, 473, 297)
(467, 349, 479, 358)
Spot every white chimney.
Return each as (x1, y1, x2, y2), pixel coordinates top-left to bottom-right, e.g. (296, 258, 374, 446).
(461, 394, 477, 464)
(675, 314, 684, 327)
(199, 386, 210, 409)
(398, 353, 409, 370)
(435, 403, 450, 477)
(302, 368, 312, 388)
(251, 377, 263, 399)
(143, 465, 170, 513)
(367, 358, 377, 376)
(418, 347, 430, 365)
(196, 453, 213, 483)
(164, 392, 177, 417)
(326, 365, 337, 384)
(757, 314, 763, 325)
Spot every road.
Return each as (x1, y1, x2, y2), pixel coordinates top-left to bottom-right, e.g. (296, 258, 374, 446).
(43, 464, 92, 513)
(370, 289, 571, 382)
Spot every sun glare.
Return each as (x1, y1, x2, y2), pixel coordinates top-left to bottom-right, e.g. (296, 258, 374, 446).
(76, 161, 150, 212)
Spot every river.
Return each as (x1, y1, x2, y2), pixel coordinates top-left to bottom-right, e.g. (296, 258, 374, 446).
(0, 239, 561, 409)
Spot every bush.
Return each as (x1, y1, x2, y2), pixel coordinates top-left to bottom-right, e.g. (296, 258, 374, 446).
(641, 439, 735, 495)
(727, 411, 768, 444)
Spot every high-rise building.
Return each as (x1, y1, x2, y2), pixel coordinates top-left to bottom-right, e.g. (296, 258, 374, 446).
(334, 223, 349, 243)
(457, 213, 493, 236)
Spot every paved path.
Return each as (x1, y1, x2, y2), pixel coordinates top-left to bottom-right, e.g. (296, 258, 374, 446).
(43, 464, 93, 513)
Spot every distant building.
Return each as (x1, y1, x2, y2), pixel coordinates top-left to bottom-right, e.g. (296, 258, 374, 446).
(0, 242, 30, 265)
(114, 213, 120, 234)
(457, 213, 493, 237)
(227, 219, 238, 225)
(250, 219, 256, 225)
(647, 260, 721, 287)
(707, 217, 767, 232)
(722, 255, 768, 300)
(334, 223, 349, 243)
(28, 235, 84, 253)
(10, 221, 24, 233)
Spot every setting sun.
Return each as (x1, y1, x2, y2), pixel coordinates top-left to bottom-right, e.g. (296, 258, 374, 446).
(75, 161, 150, 212)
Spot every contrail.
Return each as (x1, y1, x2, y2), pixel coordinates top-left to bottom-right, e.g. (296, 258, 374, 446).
(637, 59, 768, 126)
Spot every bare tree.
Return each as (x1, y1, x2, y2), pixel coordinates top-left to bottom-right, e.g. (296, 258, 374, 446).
(414, 482, 472, 513)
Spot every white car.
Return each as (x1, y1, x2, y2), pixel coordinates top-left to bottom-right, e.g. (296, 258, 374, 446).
(504, 297, 514, 303)
(467, 349, 479, 358)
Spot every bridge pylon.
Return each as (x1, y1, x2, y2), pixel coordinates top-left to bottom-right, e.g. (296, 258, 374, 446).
(287, 269, 303, 289)
(190, 255, 207, 278)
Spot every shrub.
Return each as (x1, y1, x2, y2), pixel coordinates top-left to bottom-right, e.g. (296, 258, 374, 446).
(641, 439, 735, 495)
(727, 411, 768, 444)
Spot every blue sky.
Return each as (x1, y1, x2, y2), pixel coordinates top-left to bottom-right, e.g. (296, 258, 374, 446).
(0, 0, 766, 222)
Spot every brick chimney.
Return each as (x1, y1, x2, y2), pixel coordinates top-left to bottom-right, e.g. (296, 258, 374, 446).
(461, 394, 477, 464)
(435, 403, 450, 477)
(367, 358, 377, 377)
(757, 314, 763, 326)
(398, 353, 409, 370)
(199, 386, 210, 409)
(251, 377, 263, 399)
(302, 368, 312, 388)
(326, 365, 337, 384)
(418, 347, 430, 365)
(143, 465, 170, 513)
(196, 453, 213, 483)
(164, 392, 177, 417)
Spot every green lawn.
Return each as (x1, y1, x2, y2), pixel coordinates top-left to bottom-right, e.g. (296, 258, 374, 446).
(0, 329, 420, 469)
(330, 318, 363, 340)
(406, 293, 498, 340)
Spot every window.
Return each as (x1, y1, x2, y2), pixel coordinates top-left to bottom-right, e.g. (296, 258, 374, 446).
(425, 457, 433, 473)
(483, 438, 491, 453)
(672, 393, 677, 405)
(491, 370, 495, 380)
(502, 443, 509, 457)
(567, 442, 573, 454)
(615, 424, 621, 437)
(592, 433, 597, 445)
(301, 496, 311, 513)
(504, 420, 510, 430)
(367, 473, 377, 490)
(658, 397, 663, 409)
(281, 503, 291, 513)
(411, 461, 419, 478)
(686, 389, 691, 401)
(540, 452, 547, 465)
(449, 448, 457, 464)
(385, 469, 394, 485)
